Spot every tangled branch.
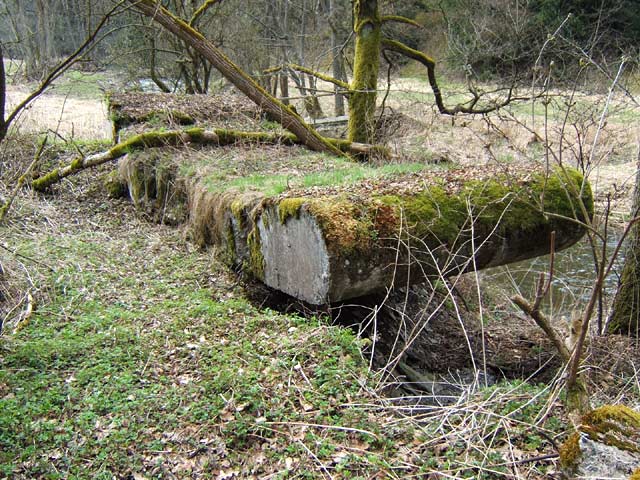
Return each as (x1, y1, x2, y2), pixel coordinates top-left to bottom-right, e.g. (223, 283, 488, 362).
(382, 38, 530, 116)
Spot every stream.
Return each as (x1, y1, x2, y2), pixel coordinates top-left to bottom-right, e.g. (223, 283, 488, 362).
(481, 233, 626, 319)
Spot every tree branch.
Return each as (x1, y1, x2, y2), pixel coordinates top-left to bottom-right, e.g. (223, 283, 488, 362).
(265, 64, 350, 91)
(127, 0, 343, 157)
(381, 38, 529, 115)
(149, 35, 171, 93)
(3, 2, 126, 134)
(511, 231, 572, 361)
(31, 128, 386, 191)
(512, 295, 571, 362)
(381, 15, 421, 28)
(189, 0, 223, 26)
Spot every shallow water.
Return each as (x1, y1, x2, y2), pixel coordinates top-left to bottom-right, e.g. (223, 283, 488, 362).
(481, 232, 625, 319)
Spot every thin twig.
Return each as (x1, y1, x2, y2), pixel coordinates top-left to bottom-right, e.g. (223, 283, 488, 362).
(512, 294, 571, 362)
(12, 291, 34, 334)
(0, 243, 56, 272)
(0, 135, 48, 223)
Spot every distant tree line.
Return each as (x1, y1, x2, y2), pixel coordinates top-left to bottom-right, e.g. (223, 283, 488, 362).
(0, 0, 116, 79)
(0, 0, 637, 85)
(436, 0, 640, 78)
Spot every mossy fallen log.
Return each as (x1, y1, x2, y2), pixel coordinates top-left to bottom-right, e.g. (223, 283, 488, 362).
(30, 128, 385, 191)
(32, 129, 216, 191)
(238, 168, 592, 304)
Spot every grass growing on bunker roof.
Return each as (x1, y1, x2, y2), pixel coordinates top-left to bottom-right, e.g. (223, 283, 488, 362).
(199, 150, 429, 196)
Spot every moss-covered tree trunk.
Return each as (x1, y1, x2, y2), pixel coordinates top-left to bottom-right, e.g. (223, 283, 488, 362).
(127, 0, 343, 157)
(609, 166, 640, 336)
(348, 0, 381, 143)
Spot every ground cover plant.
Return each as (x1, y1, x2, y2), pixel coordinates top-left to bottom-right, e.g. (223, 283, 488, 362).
(1, 9, 640, 474)
(1, 148, 606, 479)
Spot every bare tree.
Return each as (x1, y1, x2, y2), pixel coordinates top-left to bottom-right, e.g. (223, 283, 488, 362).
(126, 0, 526, 147)
(0, 3, 123, 143)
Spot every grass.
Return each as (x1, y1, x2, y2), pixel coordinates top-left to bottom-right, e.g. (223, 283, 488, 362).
(0, 145, 588, 478)
(203, 156, 429, 196)
(0, 217, 388, 478)
(2, 63, 639, 476)
(52, 70, 108, 99)
(2, 66, 111, 141)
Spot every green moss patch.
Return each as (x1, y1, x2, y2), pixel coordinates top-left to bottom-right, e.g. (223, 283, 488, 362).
(308, 197, 378, 255)
(581, 405, 640, 453)
(277, 197, 306, 224)
(247, 228, 265, 280)
(559, 405, 640, 475)
(376, 167, 591, 249)
(559, 432, 582, 470)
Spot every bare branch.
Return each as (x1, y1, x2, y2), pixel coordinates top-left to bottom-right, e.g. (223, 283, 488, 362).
(3, 1, 127, 134)
(189, 0, 223, 26)
(381, 38, 530, 115)
(265, 64, 350, 91)
(381, 15, 422, 28)
(127, 0, 343, 157)
(512, 295, 571, 362)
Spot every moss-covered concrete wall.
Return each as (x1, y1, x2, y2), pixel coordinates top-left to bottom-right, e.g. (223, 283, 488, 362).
(254, 167, 592, 303)
(116, 151, 592, 305)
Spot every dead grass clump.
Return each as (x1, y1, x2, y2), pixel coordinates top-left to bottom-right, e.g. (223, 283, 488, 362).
(108, 91, 261, 135)
(5, 86, 111, 140)
(584, 335, 640, 405)
(0, 251, 34, 335)
(0, 134, 49, 185)
(187, 183, 263, 255)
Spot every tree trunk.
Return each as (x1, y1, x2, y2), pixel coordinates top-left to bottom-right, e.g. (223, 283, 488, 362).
(279, 74, 290, 105)
(331, 31, 346, 116)
(127, 0, 342, 157)
(148, 35, 172, 93)
(348, 0, 381, 143)
(609, 156, 640, 336)
(35, 0, 55, 75)
(328, 0, 346, 116)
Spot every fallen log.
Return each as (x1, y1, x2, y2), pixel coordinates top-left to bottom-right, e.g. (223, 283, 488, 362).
(30, 128, 385, 191)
